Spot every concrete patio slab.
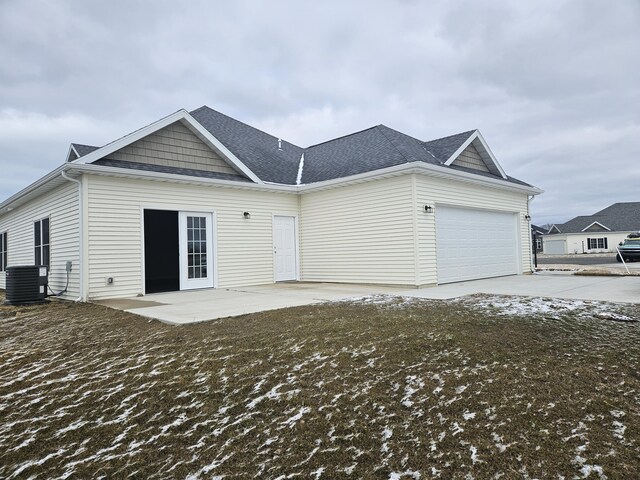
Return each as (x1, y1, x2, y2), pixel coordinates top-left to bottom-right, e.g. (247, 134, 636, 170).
(100, 283, 408, 324)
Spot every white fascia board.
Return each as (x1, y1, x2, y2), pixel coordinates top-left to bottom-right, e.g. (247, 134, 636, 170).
(299, 161, 543, 195)
(443, 131, 477, 167)
(71, 109, 264, 184)
(581, 221, 611, 232)
(0, 156, 542, 218)
(547, 225, 561, 234)
(443, 130, 508, 180)
(67, 163, 296, 193)
(72, 110, 189, 165)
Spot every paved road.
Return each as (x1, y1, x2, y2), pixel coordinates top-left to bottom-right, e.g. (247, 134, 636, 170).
(536, 254, 617, 265)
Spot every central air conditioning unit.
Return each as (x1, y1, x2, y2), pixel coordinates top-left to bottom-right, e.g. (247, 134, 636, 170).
(4, 265, 49, 305)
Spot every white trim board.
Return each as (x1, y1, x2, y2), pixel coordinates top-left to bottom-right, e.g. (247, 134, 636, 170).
(444, 130, 508, 180)
(581, 221, 611, 232)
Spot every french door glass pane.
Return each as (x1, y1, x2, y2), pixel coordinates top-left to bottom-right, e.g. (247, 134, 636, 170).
(187, 216, 207, 279)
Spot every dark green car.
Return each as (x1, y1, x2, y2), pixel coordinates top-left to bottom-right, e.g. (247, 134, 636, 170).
(617, 233, 640, 262)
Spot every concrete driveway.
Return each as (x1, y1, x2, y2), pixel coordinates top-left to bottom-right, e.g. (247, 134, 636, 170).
(400, 272, 640, 303)
(97, 273, 639, 324)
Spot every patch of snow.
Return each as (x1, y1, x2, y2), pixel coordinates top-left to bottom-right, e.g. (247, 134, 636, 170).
(612, 421, 626, 440)
(389, 471, 421, 480)
(470, 445, 481, 464)
(451, 422, 464, 436)
(281, 407, 311, 429)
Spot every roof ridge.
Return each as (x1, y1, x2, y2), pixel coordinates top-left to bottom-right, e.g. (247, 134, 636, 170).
(304, 125, 381, 149)
(375, 125, 413, 164)
(377, 124, 426, 144)
(192, 105, 303, 149)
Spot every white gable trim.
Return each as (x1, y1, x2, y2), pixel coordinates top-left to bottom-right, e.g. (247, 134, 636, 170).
(295, 153, 305, 185)
(70, 109, 263, 184)
(548, 225, 562, 234)
(66, 144, 80, 162)
(444, 130, 508, 180)
(581, 221, 611, 232)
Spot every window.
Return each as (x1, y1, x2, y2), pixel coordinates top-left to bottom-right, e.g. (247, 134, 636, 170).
(0, 232, 6, 272)
(587, 237, 608, 250)
(34, 218, 50, 267)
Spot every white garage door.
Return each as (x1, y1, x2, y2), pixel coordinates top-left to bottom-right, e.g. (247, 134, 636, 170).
(436, 206, 519, 284)
(544, 239, 566, 255)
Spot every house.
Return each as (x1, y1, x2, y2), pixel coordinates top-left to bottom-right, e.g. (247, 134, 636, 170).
(531, 224, 546, 252)
(543, 202, 640, 254)
(0, 106, 542, 301)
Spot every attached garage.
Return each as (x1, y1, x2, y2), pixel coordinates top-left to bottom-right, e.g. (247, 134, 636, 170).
(544, 239, 566, 255)
(435, 205, 519, 284)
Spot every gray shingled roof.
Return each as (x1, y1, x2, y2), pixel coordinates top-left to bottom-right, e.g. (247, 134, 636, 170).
(551, 202, 640, 233)
(301, 126, 482, 183)
(301, 126, 410, 183)
(531, 224, 546, 234)
(190, 107, 304, 184)
(75, 105, 533, 188)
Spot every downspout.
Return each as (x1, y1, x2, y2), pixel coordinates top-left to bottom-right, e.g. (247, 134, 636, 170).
(61, 171, 83, 302)
(527, 195, 535, 273)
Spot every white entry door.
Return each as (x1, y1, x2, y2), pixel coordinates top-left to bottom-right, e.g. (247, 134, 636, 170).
(273, 215, 297, 281)
(179, 212, 214, 290)
(436, 206, 519, 284)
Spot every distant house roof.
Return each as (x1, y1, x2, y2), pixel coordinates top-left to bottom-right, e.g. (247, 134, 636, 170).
(549, 202, 640, 234)
(531, 224, 546, 235)
(69, 105, 534, 188)
(67, 143, 100, 162)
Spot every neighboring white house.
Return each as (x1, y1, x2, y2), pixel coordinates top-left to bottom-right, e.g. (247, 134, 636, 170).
(0, 106, 542, 301)
(543, 202, 640, 254)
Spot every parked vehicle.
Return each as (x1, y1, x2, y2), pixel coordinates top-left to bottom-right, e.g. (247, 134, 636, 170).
(616, 232, 640, 262)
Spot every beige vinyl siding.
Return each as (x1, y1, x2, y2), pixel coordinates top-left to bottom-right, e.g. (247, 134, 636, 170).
(415, 174, 530, 286)
(86, 175, 298, 300)
(0, 182, 80, 299)
(105, 121, 240, 176)
(451, 144, 490, 172)
(299, 175, 416, 285)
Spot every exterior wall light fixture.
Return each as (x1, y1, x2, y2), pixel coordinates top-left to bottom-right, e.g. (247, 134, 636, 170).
(424, 205, 433, 213)
(243, 212, 251, 219)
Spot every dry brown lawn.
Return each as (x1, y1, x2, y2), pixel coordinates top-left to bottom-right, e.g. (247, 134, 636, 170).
(0, 291, 639, 479)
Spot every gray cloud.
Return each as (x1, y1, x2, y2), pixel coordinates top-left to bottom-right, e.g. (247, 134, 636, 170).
(1, 0, 638, 224)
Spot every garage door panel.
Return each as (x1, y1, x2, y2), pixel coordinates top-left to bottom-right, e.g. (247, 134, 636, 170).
(436, 206, 518, 284)
(544, 240, 565, 255)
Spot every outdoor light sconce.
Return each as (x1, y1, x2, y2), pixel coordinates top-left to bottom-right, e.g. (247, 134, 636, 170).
(524, 214, 531, 220)
(243, 211, 251, 219)
(424, 205, 433, 213)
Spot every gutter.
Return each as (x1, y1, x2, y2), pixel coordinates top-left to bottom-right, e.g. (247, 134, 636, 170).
(61, 171, 84, 302)
(1, 160, 544, 218)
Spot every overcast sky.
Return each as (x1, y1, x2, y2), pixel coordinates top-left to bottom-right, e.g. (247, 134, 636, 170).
(1, 0, 638, 225)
